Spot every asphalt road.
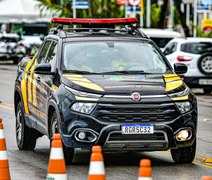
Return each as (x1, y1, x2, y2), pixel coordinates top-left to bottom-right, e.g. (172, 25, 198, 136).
(0, 62, 211, 180)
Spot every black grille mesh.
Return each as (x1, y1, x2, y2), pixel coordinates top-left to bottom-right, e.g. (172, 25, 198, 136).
(92, 103, 179, 123)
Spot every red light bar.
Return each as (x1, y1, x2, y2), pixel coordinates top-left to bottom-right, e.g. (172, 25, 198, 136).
(51, 18, 138, 25)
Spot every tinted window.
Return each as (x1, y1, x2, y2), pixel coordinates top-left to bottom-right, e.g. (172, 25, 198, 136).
(150, 37, 173, 48)
(164, 42, 178, 55)
(63, 41, 168, 74)
(46, 42, 57, 69)
(180, 42, 212, 54)
(37, 41, 51, 64)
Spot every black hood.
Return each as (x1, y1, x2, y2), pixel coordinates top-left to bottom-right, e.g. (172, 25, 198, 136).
(61, 74, 170, 95)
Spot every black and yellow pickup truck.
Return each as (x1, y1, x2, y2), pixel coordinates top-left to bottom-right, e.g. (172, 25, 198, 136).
(14, 18, 197, 164)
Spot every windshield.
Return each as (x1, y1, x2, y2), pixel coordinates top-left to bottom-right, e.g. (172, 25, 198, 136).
(63, 41, 169, 74)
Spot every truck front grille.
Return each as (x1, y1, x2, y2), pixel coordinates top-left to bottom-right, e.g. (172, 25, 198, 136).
(92, 103, 179, 123)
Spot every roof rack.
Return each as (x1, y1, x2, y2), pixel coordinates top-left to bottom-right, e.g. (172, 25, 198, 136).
(49, 18, 148, 39)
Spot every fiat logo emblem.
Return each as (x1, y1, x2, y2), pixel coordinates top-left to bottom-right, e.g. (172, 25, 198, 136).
(131, 92, 141, 101)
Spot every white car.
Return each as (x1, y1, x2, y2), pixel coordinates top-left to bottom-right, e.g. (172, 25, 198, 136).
(164, 38, 212, 94)
(141, 28, 183, 51)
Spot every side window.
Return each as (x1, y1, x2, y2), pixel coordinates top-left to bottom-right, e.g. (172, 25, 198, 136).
(164, 42, 178, 55)
(45, 41, 58, 69)
(37, 41, 51, 64)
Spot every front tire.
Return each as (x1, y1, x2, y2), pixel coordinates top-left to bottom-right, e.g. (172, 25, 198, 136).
(171, 140, 196, 163)
(50, 111, 74, 165)
(16, 102, 40, 150)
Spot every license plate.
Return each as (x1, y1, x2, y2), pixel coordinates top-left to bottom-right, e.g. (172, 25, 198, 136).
(121, 124, 154, 134)
(199, 79, 212, 85)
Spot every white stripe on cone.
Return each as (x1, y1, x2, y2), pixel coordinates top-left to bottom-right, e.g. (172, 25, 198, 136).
(50, 148, 64, 159)
(0, 129, 5, 138)
(47, 174, 67, 180)
(0, 151, 8, 160)
(138, 177, 153, 180)
(88, 161, 105, 175)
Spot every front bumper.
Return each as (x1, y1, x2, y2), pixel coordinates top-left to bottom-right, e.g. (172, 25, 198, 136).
(60, 100, 197, 151)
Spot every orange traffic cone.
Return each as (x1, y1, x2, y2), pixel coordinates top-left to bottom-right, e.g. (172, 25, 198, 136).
(138, 159, 152, 180)
(88, 146, 106, 180)
(46, 133, 67, 180)
(201, 176, 212, 180)
(0, 117, 11, 180)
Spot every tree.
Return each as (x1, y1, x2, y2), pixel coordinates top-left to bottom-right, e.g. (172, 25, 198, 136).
(36, 0, 123, 18)
(158, 0, 169, 28)
(174, 0, 191, 37)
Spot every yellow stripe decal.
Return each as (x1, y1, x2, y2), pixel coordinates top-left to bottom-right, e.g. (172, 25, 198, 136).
(75, 96, 99, 101)
(172, 95, 189, 101)
(164, 76, 182, 82)
(165, 80, 183, 91)
(32, 74, 38, 106)
(163, 74, 178, 78)
(27, 62, 36, 103)
(64, 74, 104, 92)
(21, 60, 34, 114)
(163, 74, 183, 92)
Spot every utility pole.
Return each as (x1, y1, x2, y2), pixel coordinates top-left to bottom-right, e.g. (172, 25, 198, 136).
(73, 0, 76, 18)
(146, 0, 151, 27)
(125, 1, 128, 18)
(61, 0, 64, 7)
(186, 3, 190, 26)
(193, 0, 197, 37)
(167, 0, 174, 29)
(88, 0, 93, 17)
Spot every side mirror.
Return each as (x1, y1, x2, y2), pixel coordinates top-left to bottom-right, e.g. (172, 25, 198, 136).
(34, 63, 53, 75)
(174, 63, 188, 74)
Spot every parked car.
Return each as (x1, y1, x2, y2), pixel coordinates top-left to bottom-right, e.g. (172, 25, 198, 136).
(14, 18, 197, 165)
(9, 19, 49, 57)
(141, 28, 183, 51)
(164, 38, 212, 94)
(0, 33, 25, 63)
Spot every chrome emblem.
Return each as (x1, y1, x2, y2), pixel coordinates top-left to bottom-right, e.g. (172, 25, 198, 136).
(131, 92, 141, 101)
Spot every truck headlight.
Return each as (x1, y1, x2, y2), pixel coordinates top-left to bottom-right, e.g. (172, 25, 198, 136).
(175, 101, 192, 113)
(71, 102, 97, 114)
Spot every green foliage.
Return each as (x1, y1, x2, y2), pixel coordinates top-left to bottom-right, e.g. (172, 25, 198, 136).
(150, 3, 160, 28)
(196, 26, 212, 38)
(36, 0, 123, 18)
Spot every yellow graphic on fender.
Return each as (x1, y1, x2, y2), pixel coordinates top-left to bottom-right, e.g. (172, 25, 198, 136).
(21, 60, 34, 114)
(64, 74, 105, 92)
(163, 74, 183, 92)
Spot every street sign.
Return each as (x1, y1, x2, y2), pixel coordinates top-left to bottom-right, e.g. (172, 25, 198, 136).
(75, 1, 89, 9)
(202, 19, 212, 32)
(128, 0, 141, 6)
(127, 6, 141, 14)
(197, 5, 210, 12)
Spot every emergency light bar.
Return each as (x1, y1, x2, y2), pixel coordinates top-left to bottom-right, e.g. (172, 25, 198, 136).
(51, 18, 138, 25)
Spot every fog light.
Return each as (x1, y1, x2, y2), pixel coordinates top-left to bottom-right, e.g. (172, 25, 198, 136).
(176, 130, 191, 141)
(78, 132, 86, 140)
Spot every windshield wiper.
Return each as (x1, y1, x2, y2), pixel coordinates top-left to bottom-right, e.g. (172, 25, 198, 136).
(101, 70, 151, 75)
(62, 70, 99, 74)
